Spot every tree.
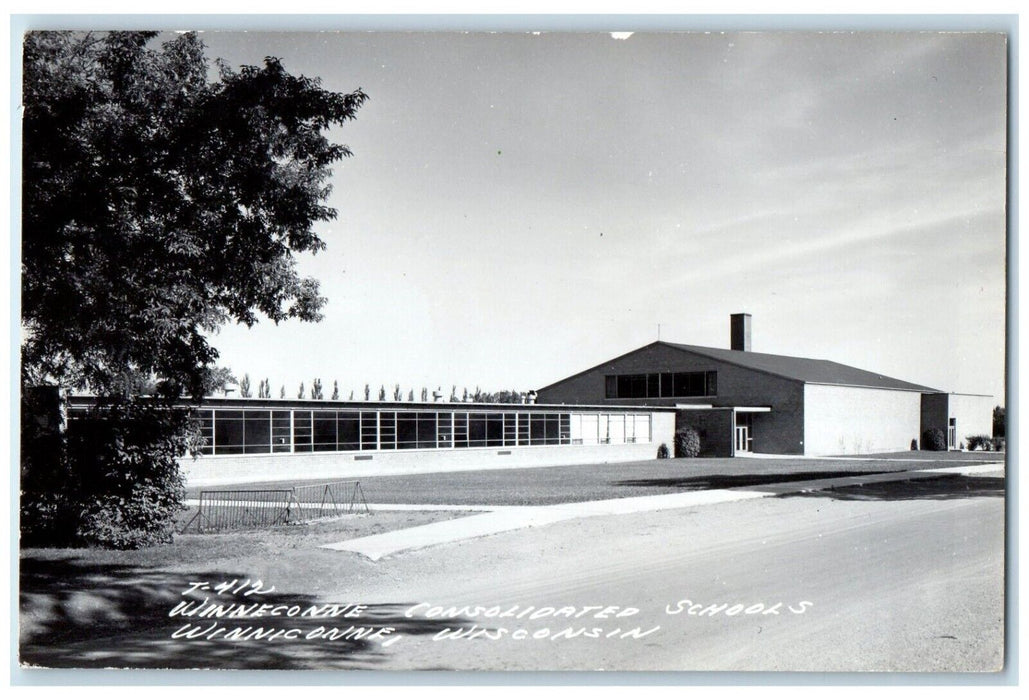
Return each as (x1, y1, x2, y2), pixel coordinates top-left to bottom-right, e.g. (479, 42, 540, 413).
(364, 384, 370, 401)
(331, 380, 339, 401)
(298, 382, 306, 399)
(393, 384, 402, 401)
(200, 366, 236, 396)
(20, 30, 369, 547)
(280, 385, 285, 399)
(379, 385, 386, 401)
(993, 406, 1005, 438)
(239, 374, 252, 398)
(22, 31, 367, 400)
(312, 378, 324, 400)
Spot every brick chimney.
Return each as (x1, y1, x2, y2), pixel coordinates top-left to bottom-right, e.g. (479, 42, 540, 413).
(730, 313, 751, 352)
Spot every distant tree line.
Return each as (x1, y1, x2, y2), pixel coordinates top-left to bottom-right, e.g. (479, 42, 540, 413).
(224, 376, 529, 403)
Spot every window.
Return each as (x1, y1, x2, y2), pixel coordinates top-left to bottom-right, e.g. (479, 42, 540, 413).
(196, 406, 652, 455)
(214, 411, 244, 455)
(313, 411, 337, 452)
(607, 371, 717, 398)
(417, 413, 438, 449)
(338, 412, 360, 451)
(272, 411, 291, 453)
(437, 412, 453, 448)
(198, 409, 214, 455)
(360, 412, 378, 450)
(616, 374, 648, 399)
(396, 412, 418, 449)
(294, 411, 312, 452)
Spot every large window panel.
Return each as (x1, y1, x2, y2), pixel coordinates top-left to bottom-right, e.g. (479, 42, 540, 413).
(454, 413, 469, 448)
(197, 409, 214, 455)
(581, 414, 598, 444)
(486, 413, 504, 447)
(503, 413, 518, 446)
(338, 412, 360, 451)
(517, 413, 530, 446)
(634, 414, 652, 443)
(243, 411, 271, 454)
(379, 412, 396, 450)
(544, 414, 560, 445)
(416, 413, 438, 449)
(469, 412, 487, 447)
(705, 371, 718, 396)
(437, 412, 453, 448)
(313, 411, 337, 451)
(608, 414, 625, 444)
(214, 410, 244, 455)
(360, 411, 378, 450)
(530, 414, 545, 445)
(396, 412, 417, 449)
(294, 411, 312, 452)
(616, 374, 647, 399)
(272, 411, 291, 453)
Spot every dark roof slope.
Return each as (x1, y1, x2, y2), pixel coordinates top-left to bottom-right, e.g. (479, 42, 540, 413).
(661, 342, 939, 392)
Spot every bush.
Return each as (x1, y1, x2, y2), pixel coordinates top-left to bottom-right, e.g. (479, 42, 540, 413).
(966, 435, 993, 451)
(911, 439, 919, 451)
(21, 398, 199, 549)
(657, 443, 670, 459)
(991, 437, 1005, 452)
(921, 427, 947, 451)
(675, 427, 701, 458)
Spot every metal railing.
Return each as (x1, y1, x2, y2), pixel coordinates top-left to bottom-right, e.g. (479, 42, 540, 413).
(181, 480, 370, 534)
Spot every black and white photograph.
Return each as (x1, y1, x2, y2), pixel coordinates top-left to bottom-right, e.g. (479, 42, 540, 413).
(13, 17, 1010, 677)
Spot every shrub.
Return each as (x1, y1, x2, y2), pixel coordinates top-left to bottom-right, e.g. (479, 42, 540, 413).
(675, 427, 701, 458)
(911, 438, 919, 450)
(921, 427, 946, 452)
(966, 435, 993, 451)
(657, 443, 670, 459)
(992, 437, 1005, 452)
(22, 398, 198, 549)
(70, 402, 197, 548)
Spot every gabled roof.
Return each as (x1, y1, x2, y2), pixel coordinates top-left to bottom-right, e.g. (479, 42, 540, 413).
(538, 341, 939, 393)
(660, 342, 939, 392)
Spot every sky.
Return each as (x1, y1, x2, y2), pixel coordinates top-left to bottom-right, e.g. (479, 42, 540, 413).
(188, 30, 1007, 401)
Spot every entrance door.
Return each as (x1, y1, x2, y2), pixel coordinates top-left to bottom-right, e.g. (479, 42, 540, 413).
(948, 418, 957, 450)
(735, 425, 749, 453)
(734, 413, 753, 453)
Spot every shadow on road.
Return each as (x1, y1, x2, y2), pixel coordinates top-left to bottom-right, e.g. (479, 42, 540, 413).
(19, 556, 467, 670)
(779, 475, 1006, 502)
(614, 470, 893, 490)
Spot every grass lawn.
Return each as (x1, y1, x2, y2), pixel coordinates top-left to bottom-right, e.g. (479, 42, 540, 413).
(185, 452, 1005, 507)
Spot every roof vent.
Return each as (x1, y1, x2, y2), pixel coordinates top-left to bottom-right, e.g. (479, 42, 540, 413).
(731, 313, 751, 352)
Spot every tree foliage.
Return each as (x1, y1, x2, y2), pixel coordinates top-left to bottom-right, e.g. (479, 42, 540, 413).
(993, 406, 1005, 438)
(674, 426, 701, 458)
(21, 31, 367, 547)
(22, 31, 367, 400)
(921, 427, 947, 451)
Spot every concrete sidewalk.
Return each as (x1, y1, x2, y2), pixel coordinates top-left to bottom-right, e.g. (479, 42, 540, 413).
(320, 462, 1003, 560)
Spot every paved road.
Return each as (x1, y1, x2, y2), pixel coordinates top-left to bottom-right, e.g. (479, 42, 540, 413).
(343, 478, 1005, 672)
